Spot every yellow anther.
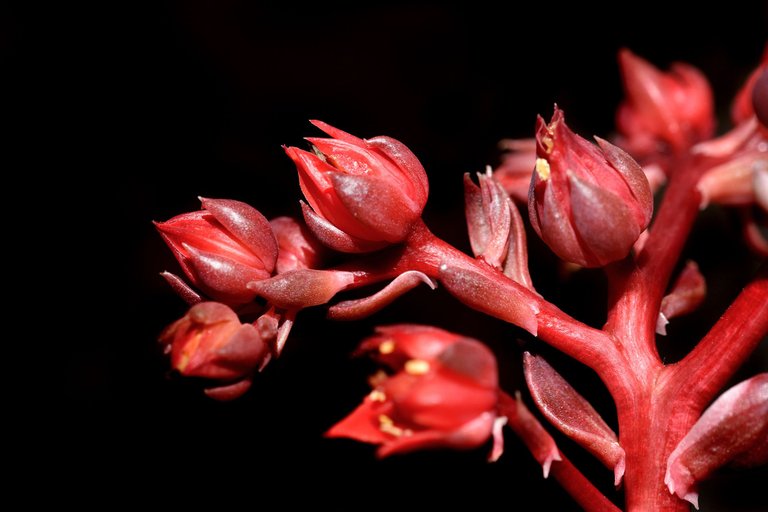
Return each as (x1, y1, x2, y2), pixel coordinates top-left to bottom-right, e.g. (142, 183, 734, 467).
(379, 340, 395, 354)
(378, 414, 405, 437)
(535, 158, 551, 180)
(404, 359, 430, 375)
(369, 390, 386, 402)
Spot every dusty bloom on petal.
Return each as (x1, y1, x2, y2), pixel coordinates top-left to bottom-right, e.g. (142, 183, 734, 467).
(155, 198, 278, 305)
(528, 107, 653, 267)
(326, 325, 502, 458)
(285, 121, 429, 253)
(159, 302, 269, 400)
(617, 49, 714, 154)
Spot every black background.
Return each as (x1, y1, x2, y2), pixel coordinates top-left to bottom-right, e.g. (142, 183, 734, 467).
(14, 2, 767, 509)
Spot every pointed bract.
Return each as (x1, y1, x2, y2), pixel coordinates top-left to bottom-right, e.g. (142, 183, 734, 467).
(665, 374, 768, 508)
(328, 271, 436, 321)
(248, 269, 355, 309)
(658, 261, 706, 335)
(439, 262, 538, 335)
(524, 353, 625, 485)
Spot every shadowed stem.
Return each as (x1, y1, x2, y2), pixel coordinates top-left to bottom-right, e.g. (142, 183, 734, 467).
(499, 392, 620, 512)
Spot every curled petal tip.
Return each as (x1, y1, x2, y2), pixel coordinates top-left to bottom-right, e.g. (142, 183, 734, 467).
(541, 447, 562, 479)
(614, 454, 626, 487)
(328, 271, 436, 321)
(488, 416, 507, 462)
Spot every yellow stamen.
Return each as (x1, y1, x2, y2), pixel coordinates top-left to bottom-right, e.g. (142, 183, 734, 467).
(378, 414, 405, 437)
(369, 390, 386, 402)
(535, 158, 551, 180)
(404, 359, 430, 375)
(379, 340, 395, 354)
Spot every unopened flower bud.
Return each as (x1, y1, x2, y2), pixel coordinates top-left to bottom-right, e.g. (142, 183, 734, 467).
(155, 198, 278, 305)
(286, 121, 429, 253)
(529, 108, 653, 267)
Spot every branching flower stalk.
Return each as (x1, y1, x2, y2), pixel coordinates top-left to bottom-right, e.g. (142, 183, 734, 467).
(154, 48, 768, 510)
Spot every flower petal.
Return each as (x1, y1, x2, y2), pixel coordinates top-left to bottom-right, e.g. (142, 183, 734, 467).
(200, 197, 278, 273)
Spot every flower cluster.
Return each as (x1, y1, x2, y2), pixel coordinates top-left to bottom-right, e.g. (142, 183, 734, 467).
(154, 47, 768, 510)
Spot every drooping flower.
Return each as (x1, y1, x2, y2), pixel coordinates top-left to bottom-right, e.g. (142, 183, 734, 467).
(285, 121, 429, 253)
(326, 325, 502, 458)
(159, 302, 269, 400)
(528, 107, 653, 267)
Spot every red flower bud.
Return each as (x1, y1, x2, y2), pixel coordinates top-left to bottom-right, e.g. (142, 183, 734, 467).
(285, 121, 429, 252)
(155, 198, 278, 305)
(464, 170, 532, 288)
(617, 49, 714, 153)
(327, 325, 500, 458)
(754, 68, 768, 129)
(269, 216, 325, 274)
(528, 108, 653, 267)
(732, 46, 768, 125)
(665, 374, 768, 509)
(159, 302, 268, 385)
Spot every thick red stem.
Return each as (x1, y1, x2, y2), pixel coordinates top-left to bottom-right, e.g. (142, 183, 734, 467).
(616, 383, 698, 512)
(669, 271, 768, 409)
(403, 221, 624, 379)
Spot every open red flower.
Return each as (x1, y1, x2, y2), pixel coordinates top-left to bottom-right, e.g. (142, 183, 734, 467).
(326, 325, 500, 458)
(285, 121, 429, 253)
(528, 107, 653, 267)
